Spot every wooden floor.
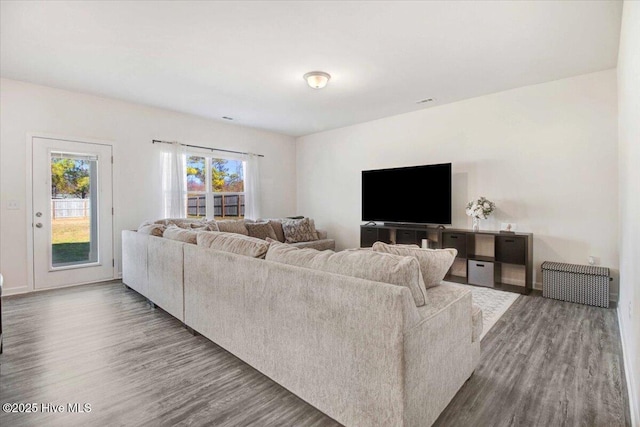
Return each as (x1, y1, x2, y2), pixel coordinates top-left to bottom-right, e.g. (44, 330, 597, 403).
(0, 282, 631, 427)
(435, 292, 631, 427)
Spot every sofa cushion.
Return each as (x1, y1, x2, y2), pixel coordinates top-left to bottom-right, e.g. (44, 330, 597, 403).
(246, 221, 278, 241)
(216, 219, 251, 235)
(372, 242, 457, 288)
(266, 242, 426, 306)
(163, 225, 198, 244)
(137, 223, 166, 237)
(197, 231, 269, 259)
(282, 218, 318, 243)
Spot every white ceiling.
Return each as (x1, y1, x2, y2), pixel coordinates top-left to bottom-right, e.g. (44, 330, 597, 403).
(0, 1, 623, 137)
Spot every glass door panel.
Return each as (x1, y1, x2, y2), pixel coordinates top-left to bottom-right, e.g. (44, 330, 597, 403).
(50, 152, 99, 268)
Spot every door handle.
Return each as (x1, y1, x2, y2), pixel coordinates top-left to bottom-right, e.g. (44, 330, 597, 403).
(35, 223, 43, 228)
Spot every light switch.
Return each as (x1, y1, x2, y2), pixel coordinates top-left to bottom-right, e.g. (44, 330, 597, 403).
(7, 200, 19, 210)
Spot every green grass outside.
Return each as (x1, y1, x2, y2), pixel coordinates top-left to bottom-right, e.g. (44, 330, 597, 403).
(52, 217, 91, 265)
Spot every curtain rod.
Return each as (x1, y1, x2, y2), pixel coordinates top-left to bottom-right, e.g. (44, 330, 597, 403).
(152, 139, 264, 158)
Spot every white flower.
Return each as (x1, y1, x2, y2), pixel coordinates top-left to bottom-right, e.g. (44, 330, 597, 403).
(466, 196, 495, 219)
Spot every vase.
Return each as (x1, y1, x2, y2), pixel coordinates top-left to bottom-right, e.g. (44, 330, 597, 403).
(472, 217, 480, 232)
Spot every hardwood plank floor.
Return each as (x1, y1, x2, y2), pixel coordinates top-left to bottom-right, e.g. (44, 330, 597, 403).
(0, 282, 630, 426)
(435, 292, 631, 427)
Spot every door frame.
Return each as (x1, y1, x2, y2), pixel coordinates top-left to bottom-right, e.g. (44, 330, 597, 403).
(26, 132, 116, 293)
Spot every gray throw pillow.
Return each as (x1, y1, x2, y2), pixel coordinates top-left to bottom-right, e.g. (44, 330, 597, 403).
(246, 221, 278, 241)
(372, 242, 457, 288)
(281, 218, 318, 243)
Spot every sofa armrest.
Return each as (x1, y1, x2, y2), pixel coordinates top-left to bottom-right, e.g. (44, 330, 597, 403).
(403, 288, 480, 426)
(122, 230, 149, 297)
(147, 237, 186, 322)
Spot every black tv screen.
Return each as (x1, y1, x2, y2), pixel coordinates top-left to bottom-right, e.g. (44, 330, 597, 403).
(362, 163, 452, 225)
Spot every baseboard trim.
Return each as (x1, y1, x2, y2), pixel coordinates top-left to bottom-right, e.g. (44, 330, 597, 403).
(2, 277, 120, 297)
(617, 307, 639, 426)
(2, 285, 30, 296)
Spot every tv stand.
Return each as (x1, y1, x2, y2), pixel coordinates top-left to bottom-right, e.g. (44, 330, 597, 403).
(360, 224, 533, 294)
(362, 223, 436, 247)
(381, 222, 447, 230)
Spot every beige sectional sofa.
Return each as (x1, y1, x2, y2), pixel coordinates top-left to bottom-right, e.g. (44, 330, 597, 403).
(122, 223, 481, 427)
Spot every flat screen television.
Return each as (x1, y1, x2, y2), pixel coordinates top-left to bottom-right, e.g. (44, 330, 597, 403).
(362, 163, 451, 225)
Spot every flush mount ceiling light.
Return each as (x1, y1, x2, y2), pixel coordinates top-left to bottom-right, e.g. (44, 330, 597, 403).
(303, 71, 331, 89)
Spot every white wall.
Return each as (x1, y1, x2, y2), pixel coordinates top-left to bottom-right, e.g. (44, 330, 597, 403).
(0, 78, 297, 295)
(296, 70, 618, 292)
(617, 1, 640, 423)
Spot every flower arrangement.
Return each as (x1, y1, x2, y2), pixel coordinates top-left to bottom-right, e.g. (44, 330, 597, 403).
(466, 197, 496, 220)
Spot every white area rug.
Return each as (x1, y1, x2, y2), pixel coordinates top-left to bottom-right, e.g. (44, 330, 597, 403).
(443, 282, 520, 340)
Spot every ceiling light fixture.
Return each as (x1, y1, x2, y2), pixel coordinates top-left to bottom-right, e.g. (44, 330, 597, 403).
(304, 71, 331, 89)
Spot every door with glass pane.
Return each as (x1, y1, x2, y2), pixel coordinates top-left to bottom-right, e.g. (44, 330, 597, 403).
(32, 137, 113, 289)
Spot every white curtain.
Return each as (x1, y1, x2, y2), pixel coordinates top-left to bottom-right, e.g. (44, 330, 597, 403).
(160, 142, 187, 218)
(244, 153, 261, 220)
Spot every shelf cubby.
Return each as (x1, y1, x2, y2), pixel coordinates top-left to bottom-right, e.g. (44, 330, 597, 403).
(360, 224, 533, 294)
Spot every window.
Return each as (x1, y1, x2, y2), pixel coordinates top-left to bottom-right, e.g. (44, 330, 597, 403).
(186, 155, 245, 219)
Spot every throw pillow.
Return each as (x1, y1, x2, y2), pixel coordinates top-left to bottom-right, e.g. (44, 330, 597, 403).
(281, 218, 318, 243)
(203, 219, 220, 232)
(189, 222, 209, 230)
(266, 242, 426, 306)
(155, 218, 206, 229)
(196, 231, 269, 259)
(308, 218, 320, 240)
(137, 223, 166, 237)
(163, 225, 199, 244)
(372, 242, 457, 288)
(258, 218, 286, 242)
(246, 221, 278, 241)
(216, 219, 249, 235)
